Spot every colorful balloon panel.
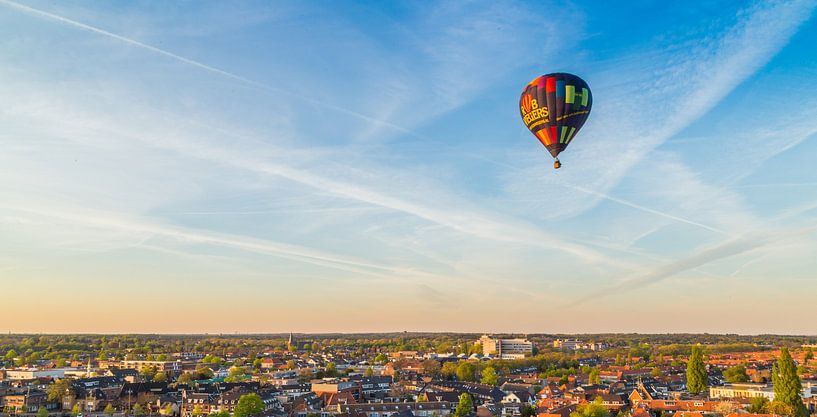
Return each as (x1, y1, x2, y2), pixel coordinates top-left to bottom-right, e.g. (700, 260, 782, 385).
(519, 73, 592, 159)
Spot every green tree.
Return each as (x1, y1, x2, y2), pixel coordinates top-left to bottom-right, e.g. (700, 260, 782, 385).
(520, 405, 537, 417)
(37, 406, 49, 417)
(132, 404, 145, 416)
(140, 365, 157, 381)
(177, 372, 194, 385)
(481, 366, 498, 386)
(685, 345, 707, 395)
(208, 412, 229, 417)
(162, 404, 174, 416)
(768, 401, 794, 416)
(422, 359, 441, 376)
(195, 366, 214, 380)
(651, 367, 661, 378)
(773, 347, 808, 417)
(374, 353, 388, 364)
(723, 364, 749, 383)
(71, 404, 80, 416)
(456, 362, 476, 382)
(47, 378, 71, 402)
(234, 393, 265, 417)
(453, 393, 474, 417)
(4, 349, 17, 362)
(747, 396, 769, 414)
(365, 367, 374, 377)
(588, 368, 601, 385)
(192, 405, 204, 417)
(804, 348, 814, 362)
(104, 404, 116, 416)
(570, 397, 609, 417)
(225, 366, 247, 382)
(325, 362, 337, 377)
(442, 362, 458, 379)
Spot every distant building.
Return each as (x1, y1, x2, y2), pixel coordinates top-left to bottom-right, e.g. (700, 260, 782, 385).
(552, 339, 606, 351)
(121, 360, 180, 373)
(709, 383, 775, 401)
(480, 335, 533, 359)
(337, 401, 454, 417)
(4, 368, 65, 380)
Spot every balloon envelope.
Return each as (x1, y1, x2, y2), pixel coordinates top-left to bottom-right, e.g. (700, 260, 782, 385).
(519, 73, 592, 159)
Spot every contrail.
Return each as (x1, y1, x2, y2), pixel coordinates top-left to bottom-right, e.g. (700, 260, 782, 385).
(567, 222, 817, 307)
(470, 153, 727, 236)
(0, 0, 423, 138)
(561, 183, 728, 235)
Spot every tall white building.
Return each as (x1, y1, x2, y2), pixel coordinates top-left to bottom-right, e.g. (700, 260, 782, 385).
(479, 335, 533, 359)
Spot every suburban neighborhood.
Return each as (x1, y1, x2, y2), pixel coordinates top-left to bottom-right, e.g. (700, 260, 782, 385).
(1, 334, 815, 417)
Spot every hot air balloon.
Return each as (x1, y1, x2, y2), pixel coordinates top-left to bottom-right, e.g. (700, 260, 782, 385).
(519, 73, 592, 169)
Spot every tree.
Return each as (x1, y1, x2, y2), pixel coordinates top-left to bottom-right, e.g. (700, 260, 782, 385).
(209, 412, 230, 417)
(195, 366, 214, 380)
(162, 404, 174, 416)
(37, 406, 49, 417)
(71, 404, 81, 416)
(132, 404, 145, 416)
(234, 393, 265, 417)
(768, 401, 794, 416)
(365, 367, 374, 377)
(47, 378, 71, 402)
(520, 405, 537, 417)
(685, 345, 707, 395)
(456, 362, 476, 382)
(140, 365, 157, 381)
(374, 353, 388, 364)
(177, 372, 194, 385)
(570, 397, 609, 417)
(225, 366, 247, 382)
(773, 347, 808, 417)
(804, 348, 814, 362)
(453, 393, 474, 417)
(588, 368, 601, 385)
(422, 359, 441, 376)
(325, 362, 337, 377)
(481, 366, 498, 386)
(723, 364, 749, 383)
(651, 367, 661, 378)
(103, 404, 115, 416)
(442, 362, 458, 379)
(192, 405, 204, 417)
(4, 349, 17, 362)
(153, 371, 168, 383)
(748, 396, 769, 414)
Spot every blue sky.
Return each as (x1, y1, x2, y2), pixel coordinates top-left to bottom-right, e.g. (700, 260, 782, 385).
(1, 0, 816, 334)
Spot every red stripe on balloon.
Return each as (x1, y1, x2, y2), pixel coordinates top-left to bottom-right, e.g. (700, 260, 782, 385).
(546, 77, 556, 93)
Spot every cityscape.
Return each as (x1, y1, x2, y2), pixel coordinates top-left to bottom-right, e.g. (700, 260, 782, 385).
(2, 2, 817, 417)
(0, 334, 815, 417)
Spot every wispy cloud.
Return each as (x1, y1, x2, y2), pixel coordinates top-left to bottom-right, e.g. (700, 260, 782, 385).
(568, 222, 817, 306)
(502, 0, 817, 223)
(0, 0, 423, 139)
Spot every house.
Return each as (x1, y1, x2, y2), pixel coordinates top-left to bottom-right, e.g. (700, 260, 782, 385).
(338, 401, 454, 417)
(2, 389, 57, 413)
